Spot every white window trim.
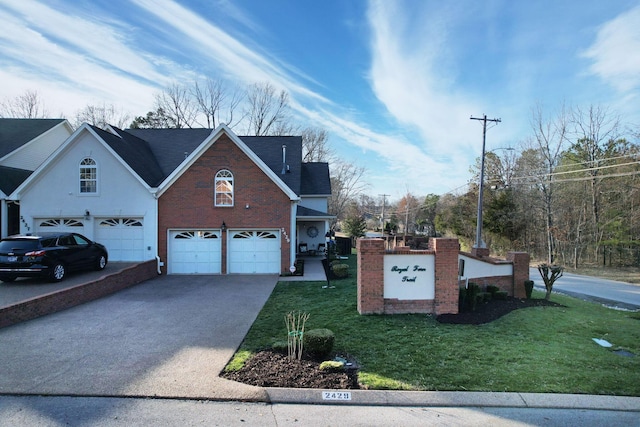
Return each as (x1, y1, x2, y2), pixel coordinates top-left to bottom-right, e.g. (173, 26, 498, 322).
(215, 169, 234, 207)
(79, 157, 98, 196)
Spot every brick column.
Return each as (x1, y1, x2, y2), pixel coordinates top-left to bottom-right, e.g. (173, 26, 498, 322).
(471, 247, 490, 258)
(507, 252, 530, 298)
(433, 238, 460, 315)
(357, 238, 385, 314)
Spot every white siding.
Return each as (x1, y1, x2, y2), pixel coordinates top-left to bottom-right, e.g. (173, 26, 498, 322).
(17, 130, 157, 261)
(1, 122, 72, 170)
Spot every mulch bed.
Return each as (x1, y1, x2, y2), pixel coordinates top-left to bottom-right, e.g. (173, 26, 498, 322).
(222, 298, 563, 389)
(221, 350, 359, 389)
(437, 297, 563, 325)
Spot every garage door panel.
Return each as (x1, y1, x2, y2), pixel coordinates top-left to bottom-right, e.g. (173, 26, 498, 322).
(169, 230, 221, 274)
(95, 218, 145, 262)
(228, 230, 280, 274)
(36, 218, 85, 235)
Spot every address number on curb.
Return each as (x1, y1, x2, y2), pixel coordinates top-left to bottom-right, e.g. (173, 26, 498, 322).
(322, 391, 352, 401)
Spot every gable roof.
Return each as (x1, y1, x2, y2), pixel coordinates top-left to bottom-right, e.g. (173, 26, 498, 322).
(0, 118, 68, 159)
(149, 125, 300, 200)
(0, 166, 32, 197)
(240, 136, 303, 194)
(300, 162, 331, 195)
(96, 126, 166, 187)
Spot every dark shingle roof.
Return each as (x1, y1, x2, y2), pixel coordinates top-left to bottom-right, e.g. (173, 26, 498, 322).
(240, 136, 302, 194)
(0, 166, 32, 195)
(96, 127, 329, 197)
(124, 128, 211, 177)
(300, 162, 331, 195)
(297, 205, 334, 218)
(93, 127, 166, 187)
(0, 118, 66, 158)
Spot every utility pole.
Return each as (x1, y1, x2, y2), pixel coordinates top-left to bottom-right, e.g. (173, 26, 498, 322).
(379, 194, 389, 233)
(470, 114, 501, 250)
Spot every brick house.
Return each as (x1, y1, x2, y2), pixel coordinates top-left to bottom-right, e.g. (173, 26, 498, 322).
(10, 123, 332, 274)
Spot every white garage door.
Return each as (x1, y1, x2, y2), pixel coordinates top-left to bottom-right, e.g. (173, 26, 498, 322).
(36, 218, 86, 235)
(169, 230, 221, 274)
(95, 218, 145, 261)
(228, 230, 280, 274)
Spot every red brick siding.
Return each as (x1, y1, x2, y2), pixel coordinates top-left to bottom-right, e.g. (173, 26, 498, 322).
(357, 238, 385, 314)
(158, 134, 292, 274)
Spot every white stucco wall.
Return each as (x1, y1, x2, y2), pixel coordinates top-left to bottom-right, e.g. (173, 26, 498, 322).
(458, 254, 513, 281)
(15, 130, 157, 261)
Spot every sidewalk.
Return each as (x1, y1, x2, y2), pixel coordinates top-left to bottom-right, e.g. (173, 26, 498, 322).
(279, 255, 328, 282)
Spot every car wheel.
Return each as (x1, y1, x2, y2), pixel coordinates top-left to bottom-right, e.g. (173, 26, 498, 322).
(95, 254, 107, 271)
(50, 263, 66, 282)
(0, 275, 17, 283)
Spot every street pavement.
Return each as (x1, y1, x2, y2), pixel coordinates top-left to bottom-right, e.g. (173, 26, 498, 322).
(529, 267, 640, 309)
(0, 260, 638, 425)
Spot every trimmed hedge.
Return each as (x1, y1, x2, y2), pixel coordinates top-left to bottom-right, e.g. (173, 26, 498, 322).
(303, 328, 335, 359)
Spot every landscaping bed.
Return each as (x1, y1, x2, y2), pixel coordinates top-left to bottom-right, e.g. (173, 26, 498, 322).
(223, 296, 562, 389)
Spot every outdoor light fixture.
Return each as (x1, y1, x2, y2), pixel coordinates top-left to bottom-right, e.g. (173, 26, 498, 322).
(84, 210, 91, 220)
(221, 221, 227, 231)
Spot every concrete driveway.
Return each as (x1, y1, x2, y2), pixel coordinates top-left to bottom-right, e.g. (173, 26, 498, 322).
(0, 274, 277, 400)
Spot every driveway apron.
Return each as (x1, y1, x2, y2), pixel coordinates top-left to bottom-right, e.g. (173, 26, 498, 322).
(0, 274, 277, 400)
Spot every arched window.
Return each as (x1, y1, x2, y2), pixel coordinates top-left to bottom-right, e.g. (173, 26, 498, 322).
(215, 169, 233, 206)
(79, 158, 97, 193)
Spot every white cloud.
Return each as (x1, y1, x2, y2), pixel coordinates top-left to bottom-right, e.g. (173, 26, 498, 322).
(366, 1, 482, 157)
(583, 5, 640, 92)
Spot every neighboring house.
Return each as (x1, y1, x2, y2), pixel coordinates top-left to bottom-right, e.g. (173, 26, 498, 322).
(0, 118, 74, 237)
(11, 123, 333, 274)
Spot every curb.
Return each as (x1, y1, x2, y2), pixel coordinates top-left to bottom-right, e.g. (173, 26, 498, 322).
(264, 388, 640, 411)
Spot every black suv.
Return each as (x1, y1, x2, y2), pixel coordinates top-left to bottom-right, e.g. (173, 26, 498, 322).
(0, 233, 108, 283)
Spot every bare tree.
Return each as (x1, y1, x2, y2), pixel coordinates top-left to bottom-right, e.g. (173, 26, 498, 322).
(529, 103, 569, 264)
(301, 127, 333, 162)
(74, 103, 131, 129)
(328, 161, 368, 223)
(154, 83, 198, 128)
(245, 82, 289, 136)
(192, 78, 244, 128)
(0, 90, 49, 118)
(568, 104, 621, 262)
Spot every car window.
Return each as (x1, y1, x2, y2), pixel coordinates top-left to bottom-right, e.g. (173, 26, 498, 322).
(0, 240, 39, 252)
(58, 236, 76, 246)
(40, 238, 57, 248)
(73, 234, 90, 246)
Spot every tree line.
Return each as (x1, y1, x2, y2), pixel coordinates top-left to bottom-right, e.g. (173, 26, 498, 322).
(342, 103, 640, 268)
(0, 84, 366, 225)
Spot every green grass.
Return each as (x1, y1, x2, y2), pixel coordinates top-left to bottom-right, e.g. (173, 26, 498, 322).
(229, 255, 640, 395)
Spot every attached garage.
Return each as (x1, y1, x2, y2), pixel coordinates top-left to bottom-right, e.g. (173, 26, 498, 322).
(95, 218, 145, 261)
(168, 230, 221, 274)
(36, 218, 86, 235)
(228, 230, 280, 274)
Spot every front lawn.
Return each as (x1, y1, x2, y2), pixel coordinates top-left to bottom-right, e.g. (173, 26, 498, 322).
(228, 255, 640, 395)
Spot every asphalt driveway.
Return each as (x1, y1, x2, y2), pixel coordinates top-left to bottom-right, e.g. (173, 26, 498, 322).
(0, 274, 277, 400)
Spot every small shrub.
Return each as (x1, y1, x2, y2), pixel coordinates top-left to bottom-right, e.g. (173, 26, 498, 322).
(486, 285, 499, 295)
(271, 340, 288, 353)
(319, 360, 344, 372)
(478, 292, 492, 303)
(331, 263, 349, 278)
(303, 328, 335, 359)
(458, 286, 467, 311)
(524, 280, 534, 299)
(467, 283, 480, 311)
(494, 291, 508, 300)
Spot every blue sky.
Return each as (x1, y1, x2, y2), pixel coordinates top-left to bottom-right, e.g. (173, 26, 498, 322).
(1, 0, 639, 201)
